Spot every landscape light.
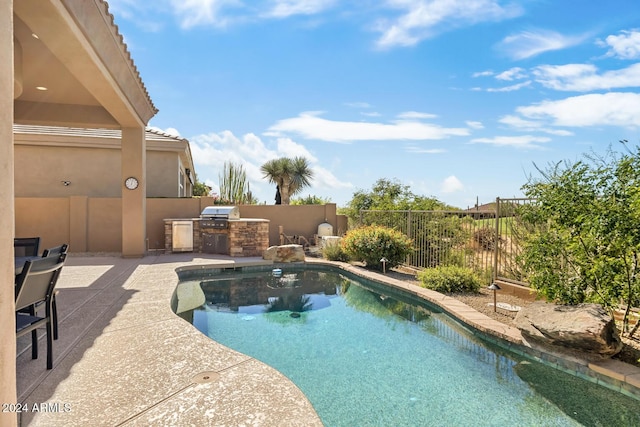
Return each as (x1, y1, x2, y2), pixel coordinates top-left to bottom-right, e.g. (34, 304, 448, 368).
(488, 282, 501, 312)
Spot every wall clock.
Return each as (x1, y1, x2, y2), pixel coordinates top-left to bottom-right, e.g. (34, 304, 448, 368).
(125, 176, 139, 190)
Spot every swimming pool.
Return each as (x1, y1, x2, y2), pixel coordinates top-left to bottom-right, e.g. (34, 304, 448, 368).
(175, 265, 640, 426)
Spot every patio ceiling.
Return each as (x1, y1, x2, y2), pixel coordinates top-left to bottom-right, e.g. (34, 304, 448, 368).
(13, 0, 157, 129)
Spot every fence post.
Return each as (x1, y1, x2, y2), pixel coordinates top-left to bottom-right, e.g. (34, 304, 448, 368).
(407, 210, 412, 265)
(493, 197, 500, 282)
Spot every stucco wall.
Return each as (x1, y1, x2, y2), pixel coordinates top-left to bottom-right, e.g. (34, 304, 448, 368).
(89, 198, 122, 252)
(15, 145, 120, 197)
(15, 197, 347, 253)
(14, 144, 188, 198)
(15, 198, 70, 250)
(147, 151, 178, 197)
(240, 204, 344, 245)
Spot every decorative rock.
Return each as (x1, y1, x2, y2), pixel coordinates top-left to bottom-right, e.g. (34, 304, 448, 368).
(514, 302, 623, 358)
(263, 244, 305, 262)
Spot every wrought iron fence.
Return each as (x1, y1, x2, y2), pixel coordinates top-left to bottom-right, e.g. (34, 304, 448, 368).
(493, 197, 538, 286)
(358, 209, 497, 279)
(359, 198, 539, 286)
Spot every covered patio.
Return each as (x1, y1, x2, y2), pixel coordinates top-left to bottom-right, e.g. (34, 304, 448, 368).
(2, 1, 157, 423)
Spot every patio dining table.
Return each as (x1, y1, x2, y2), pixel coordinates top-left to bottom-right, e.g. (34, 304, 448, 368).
(15, 256, 40, 276)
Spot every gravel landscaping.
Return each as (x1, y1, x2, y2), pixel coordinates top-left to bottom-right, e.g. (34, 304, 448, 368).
(387, 269, 640, 368)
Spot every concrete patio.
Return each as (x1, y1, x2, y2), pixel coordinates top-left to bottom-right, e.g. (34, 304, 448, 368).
(16, 254, 322, 427)
(15, 254, 640, 426)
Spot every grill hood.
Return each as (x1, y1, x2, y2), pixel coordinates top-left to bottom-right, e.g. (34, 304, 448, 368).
(200, 206, 240, 219)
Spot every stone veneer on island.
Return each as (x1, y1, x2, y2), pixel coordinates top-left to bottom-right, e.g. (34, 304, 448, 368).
(164, 218, 270, 256)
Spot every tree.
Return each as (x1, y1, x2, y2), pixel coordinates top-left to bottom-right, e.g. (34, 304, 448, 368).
(218, 162, 255, 204)
(260, 157, 314, 205)
(342, 178, 454, 225)
(192, 179, 212, 197)
(520, 145, 640, 337)
(290, 194, 331, 205)
(342, 178, 465, 268)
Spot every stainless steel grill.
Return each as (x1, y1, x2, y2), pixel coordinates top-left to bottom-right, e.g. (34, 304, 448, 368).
(200, 206, 239, 230)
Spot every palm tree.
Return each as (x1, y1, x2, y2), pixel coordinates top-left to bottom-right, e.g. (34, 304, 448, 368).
(260, 157, 314, 205)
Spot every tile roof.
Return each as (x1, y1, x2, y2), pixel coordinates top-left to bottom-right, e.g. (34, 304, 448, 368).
(13, 124, 187, 143)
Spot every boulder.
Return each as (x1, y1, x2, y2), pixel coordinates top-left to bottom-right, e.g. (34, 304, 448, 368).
(514, 302, 622, 358)
(263, 244, 305, 263)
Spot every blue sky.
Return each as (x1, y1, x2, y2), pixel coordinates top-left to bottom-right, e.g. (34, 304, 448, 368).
(109, 0, 640, 208)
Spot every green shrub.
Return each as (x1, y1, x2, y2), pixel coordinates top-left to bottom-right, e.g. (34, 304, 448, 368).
(417, 266, 481, 293)
(341, 225, 413, 271)
(322, 242, 350, 262)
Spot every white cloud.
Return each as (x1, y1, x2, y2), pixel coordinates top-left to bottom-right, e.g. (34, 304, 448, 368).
(265, 111, 469, 142)
(516, 92, 640, 127)
(466, 121, 484, 129)
(497, 29, 587, 60)
(169, 0, 244, 29)
(498, 115, 573, 136)
(276, 137, 318, 162)
(600, 29, 640, 60)
(441, 175, 464, 193)
(312, 165, 353, 190)
(188, 130, 351, 201)
(375, 0, 522, 49)
(264, 0, 336, 18)
(486, 81, 531, 92)
(533, 63, 640, 91)
(405, 144, 446, 154)
(397, 111, 438, 120)
(472, 70, 494, 78)
(495, 67, 527, 81)
(470, 135, 551, 149)
(361, 112, 382, 117)
(345, 102, 372, 108)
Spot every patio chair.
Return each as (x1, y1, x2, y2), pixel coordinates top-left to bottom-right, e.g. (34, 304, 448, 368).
(42, 243, 69, 258)
(41, 243, 69, 339)
(14, 237, 41, 257)
(15, 253, 66, 370)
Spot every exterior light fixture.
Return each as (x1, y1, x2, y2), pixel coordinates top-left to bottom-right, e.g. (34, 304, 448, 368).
(61, 181, 70, 186)
(380, 257, 388, 274)
(488, 282, 501, 312)
(36, 86, 48, 91)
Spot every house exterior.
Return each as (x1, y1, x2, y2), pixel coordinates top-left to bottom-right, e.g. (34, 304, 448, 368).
(14, 125, 195, 198)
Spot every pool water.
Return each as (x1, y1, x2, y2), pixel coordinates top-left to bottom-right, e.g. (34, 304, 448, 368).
(177, 267, 640, 426)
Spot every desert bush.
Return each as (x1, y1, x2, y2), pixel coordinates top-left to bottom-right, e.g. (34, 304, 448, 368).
(322, 243, 350, 262)
(417, 265, 481, 293)
(341, 225, 413, 271)
(520, 145, 640, 336)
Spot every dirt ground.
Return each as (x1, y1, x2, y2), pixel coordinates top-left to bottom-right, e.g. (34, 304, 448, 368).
(386, 269, 640, 368)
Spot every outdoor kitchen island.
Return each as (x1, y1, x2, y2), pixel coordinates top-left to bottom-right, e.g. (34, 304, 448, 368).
(164, 206, 270, 256)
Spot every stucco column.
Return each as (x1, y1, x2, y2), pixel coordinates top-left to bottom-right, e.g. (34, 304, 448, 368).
(121, 126, 146, 257)
(1, 0, 17, 425)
